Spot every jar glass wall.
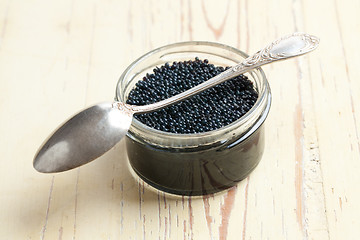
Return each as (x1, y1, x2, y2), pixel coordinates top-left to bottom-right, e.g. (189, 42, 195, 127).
(115, 42, 271, 196)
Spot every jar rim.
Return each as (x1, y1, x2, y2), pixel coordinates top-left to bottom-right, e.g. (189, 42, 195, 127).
(115, 41, 271, 141)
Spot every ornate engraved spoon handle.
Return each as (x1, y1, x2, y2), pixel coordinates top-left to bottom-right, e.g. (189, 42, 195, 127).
(131, 32, 319, 114)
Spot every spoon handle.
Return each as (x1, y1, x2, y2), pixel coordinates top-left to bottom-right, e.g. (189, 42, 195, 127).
(129, 32, 319, 114)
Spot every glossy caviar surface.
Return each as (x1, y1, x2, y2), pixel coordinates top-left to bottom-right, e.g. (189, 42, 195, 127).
(126, 58, 258, 134)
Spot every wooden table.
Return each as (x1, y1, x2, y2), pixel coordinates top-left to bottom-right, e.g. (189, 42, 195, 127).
(0, 0, 359, 239)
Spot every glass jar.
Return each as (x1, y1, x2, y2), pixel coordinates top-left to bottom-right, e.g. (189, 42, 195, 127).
(115, 41, 271, 196)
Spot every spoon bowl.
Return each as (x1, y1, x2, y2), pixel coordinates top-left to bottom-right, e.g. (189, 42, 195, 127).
(34, 103, 132, 172)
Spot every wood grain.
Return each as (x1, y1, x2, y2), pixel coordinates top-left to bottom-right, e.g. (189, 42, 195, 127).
(0, 0, 359, 239)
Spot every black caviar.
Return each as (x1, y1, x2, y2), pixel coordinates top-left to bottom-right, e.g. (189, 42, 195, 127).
(126, 57, 258, 134)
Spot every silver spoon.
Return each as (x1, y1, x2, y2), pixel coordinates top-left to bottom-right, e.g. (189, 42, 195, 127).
(33, 32, 319, 173)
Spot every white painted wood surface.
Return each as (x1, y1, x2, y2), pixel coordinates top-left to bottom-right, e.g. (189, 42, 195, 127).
(0, 0, 359, 239)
